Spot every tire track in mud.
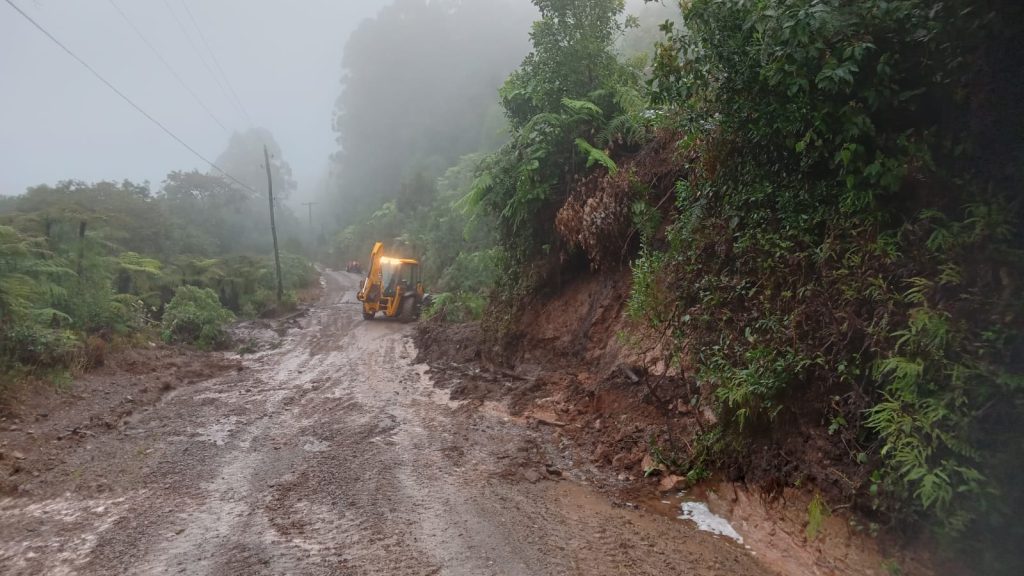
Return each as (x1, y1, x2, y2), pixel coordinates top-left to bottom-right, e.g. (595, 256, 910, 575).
(125, 272, 429, 575)
(0, 270, 769, 576)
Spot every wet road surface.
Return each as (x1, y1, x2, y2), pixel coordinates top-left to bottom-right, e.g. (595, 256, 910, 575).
(0, 270, 767, 576)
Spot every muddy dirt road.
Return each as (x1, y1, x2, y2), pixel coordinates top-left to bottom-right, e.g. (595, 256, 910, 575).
(0, 270, 767, 575)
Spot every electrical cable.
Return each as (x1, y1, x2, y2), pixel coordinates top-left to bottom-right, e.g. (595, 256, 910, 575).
(159, 0, 248, 126)
(178, 0, 253, 126)
(105, 0, 230, 132)
(2, 0, 258, 194)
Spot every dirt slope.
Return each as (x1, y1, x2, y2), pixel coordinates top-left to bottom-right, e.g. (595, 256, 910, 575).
(0, 270, 767, 576)
(415, 270, 941, 576)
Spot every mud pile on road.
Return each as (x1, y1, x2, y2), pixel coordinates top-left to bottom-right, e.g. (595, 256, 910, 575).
(414, 269, 703, 482)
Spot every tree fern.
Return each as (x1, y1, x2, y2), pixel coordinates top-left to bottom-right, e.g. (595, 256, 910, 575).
(575, 138, 619, 174)
(561, 97, 604, 119)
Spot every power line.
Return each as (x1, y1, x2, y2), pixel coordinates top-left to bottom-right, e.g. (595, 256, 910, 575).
(178, 0, 253, 126)
(159, 0, 248, 126)
(2, 0, 257, 194)
(105, 0, 229, 132)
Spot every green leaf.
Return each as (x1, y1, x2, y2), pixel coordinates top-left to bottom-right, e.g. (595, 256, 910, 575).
(574, 138, 618, 174)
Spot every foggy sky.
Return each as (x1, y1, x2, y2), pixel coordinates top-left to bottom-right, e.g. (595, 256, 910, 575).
(0, 0, 391, 200)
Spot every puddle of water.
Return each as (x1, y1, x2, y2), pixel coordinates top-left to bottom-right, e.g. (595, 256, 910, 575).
(677, 501, 744, 544)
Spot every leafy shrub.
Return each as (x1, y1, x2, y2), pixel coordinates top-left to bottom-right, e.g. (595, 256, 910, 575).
(262, 252, 317, 292)
(469, 0, 633, 267)
(0, 323, 79, 372)
(806, 493, 831, 540)
(107, 294, 147, 333)
(171, 253, 315, 319)
(161, 286, 234, 350)
(422, 292, 487, 323)
(436, 249, 500, 295)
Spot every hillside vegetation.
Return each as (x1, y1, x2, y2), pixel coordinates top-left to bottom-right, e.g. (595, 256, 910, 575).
(330, 0, 1023, 571)
(0, 129, 317, 384)
(628, 1, 1024, 568)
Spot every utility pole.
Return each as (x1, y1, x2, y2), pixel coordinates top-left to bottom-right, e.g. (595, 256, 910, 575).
(77, 220, 87, 280)
(302, 201, 317, 227)
(264, 145, 283, 303)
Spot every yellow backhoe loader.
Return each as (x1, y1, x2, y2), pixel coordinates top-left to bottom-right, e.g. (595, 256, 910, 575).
(356, 242, 427, 321)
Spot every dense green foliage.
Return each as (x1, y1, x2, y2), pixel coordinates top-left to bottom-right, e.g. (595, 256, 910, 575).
(168, 253, 314, 319)
(161, 286, 235, 350)
(621, 0, 1023, 568)
(0, 225, 81, 380)
(469, 0, 644, 270)
(422, 291, 487, 324)
(0, 130, 317, 384)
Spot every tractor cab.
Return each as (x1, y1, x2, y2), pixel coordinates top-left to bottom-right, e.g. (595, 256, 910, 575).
(382, 257, 420, 298)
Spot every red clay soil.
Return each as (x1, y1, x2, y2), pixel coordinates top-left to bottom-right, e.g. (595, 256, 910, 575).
(413, 269, 947, 576)
(416, 270, 692, 481)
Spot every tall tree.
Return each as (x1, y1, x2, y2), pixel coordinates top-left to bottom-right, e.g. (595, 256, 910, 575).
(470, 0, 630, 259)
(215, 128, 296, 202)
(328, 0, 535, 224)
(500, 0, 626, 128)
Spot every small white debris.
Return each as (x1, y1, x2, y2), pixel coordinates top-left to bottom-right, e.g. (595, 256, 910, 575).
(677, 501, 744, 544)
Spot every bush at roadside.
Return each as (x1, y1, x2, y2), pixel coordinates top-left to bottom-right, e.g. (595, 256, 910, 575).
(160, 286, 235, 350)
(422, 292, 486, 323)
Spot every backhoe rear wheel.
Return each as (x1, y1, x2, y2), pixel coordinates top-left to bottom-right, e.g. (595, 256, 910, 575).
(399, 297, 417, 323)
(362, 311, 375, 321)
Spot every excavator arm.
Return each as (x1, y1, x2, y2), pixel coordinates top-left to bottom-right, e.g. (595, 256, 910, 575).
(357, 241, 384, 304)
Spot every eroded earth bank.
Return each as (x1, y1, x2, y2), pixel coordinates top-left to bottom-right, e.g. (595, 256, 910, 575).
(0, 270, 767, 576)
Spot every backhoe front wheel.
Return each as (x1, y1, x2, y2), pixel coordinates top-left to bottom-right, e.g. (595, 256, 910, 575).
(362, 311, 375, 321)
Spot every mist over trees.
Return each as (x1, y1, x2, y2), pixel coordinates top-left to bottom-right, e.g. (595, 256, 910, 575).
(159, 128, 305, 256)
(0, 125, 305, 260)
(215, 128, 297, 202)
(0, 122, 317, 381)
(619, 0, 682, 59)
(326, 0, 536, 225)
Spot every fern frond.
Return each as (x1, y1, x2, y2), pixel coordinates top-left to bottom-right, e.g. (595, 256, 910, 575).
(460, 171, 495, 210)
(561, 97, 603, 118)
(613, 85, 646, 116)
(575, 138, 618, 174)
(118, 252, 163, 275)
(597, 114, 647, 148)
